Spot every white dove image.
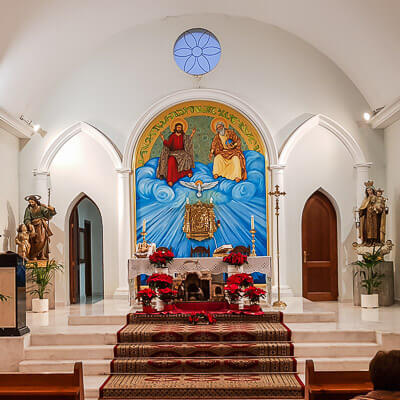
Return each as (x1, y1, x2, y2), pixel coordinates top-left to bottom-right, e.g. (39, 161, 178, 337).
(179, 179, 218, 197)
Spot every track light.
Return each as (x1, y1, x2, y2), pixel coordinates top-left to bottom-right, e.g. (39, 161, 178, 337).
(363, 107, 384, 122)
(19, 115, 41, 133)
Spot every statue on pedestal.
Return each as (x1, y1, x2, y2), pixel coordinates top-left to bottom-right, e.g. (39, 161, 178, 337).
(353, 181, 392, 256)
(23, 195, 56, 261)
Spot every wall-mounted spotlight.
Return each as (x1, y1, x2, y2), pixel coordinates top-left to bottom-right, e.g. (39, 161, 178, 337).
(363, 107, 384, 122)
(19, 115, 41, 133)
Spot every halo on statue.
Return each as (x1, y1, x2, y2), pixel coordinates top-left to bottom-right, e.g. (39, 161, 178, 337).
(169, 117, 188, 133)
(24, 194, 42, 202)
(210, 117, 229, 134)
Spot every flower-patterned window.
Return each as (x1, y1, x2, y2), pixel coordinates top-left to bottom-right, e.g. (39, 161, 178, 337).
(174, 28, 221, 75)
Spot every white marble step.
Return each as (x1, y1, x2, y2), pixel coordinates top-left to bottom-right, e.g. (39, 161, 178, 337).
(20, 359, 111, 375)
(294, 342, 380, 358)
(84, 375, 108, 399)
(24, 344, 114, 360)
(291, 329, 377, 343)
(296, 356, 371, 372)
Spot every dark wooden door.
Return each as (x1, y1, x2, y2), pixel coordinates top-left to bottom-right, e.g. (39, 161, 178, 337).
(69, 207, 80, 304)
(302, 191, 338, 301)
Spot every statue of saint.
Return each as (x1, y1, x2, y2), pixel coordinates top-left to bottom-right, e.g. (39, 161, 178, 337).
(15, 224, 31, 259)
(209, 121, 246, 182)
(358, 182, 386, 245)
(156, 122, 195, 187)
(23, 195, 56, 260)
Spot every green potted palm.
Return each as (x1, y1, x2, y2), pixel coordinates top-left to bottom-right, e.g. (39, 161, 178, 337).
(26, 259, 63, 312)
(353, 247, 384, 308)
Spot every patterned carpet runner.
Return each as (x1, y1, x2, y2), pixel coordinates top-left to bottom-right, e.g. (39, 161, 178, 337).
(100, 311, 304, 399)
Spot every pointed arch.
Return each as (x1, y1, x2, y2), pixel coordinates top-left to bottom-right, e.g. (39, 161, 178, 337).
(38, 121, 122, 173)
(279, 114, 367, 165)
(122, 88, 279, 169)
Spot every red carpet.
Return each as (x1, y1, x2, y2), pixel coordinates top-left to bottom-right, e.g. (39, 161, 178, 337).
(100, 307, 303, 399)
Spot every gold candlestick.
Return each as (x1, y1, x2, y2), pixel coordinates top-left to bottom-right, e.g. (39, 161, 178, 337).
(142, 231, 147, 244)
(249, 229, 257, 256)
(268, 184, 287, 308)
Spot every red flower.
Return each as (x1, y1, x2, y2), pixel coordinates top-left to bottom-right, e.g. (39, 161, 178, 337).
(147, 273, 173, 289)
(243, 286, 266, 304)
(136, 288, 157, 306)
(226, 273, 253, 288)
(149, 250, 174, 267)
(224, 283, 241, 302)
(223, 252, 248, 266)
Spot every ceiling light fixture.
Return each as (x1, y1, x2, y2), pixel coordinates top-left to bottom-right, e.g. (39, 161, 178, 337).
(19, 115, 41, 133)
(363, 107, 385, 122)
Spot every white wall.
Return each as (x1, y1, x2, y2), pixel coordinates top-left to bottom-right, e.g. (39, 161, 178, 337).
(284, 125, 356, 299)
(48, 133, 118, 303)
(385, 119, 400, 299)
(17, 14, 385, 299)
(0, 128, 19, 252)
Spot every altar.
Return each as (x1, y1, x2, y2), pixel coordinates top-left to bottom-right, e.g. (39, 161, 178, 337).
(128, 256, 272, 305)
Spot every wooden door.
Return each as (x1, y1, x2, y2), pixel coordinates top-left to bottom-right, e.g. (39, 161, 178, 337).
(69, 207, 80, 304)
(302, 191, 338, 301)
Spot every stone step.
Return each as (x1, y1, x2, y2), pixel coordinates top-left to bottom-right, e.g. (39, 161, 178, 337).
(20, 359, 111, 375)
(69, 314, 126, 326)
(291, 329, 377, 343)
(296, 357, 371, 372)
(24, 344, 115, 360)
(85, 375, 108, 398)
(294, 342, 380, 358)
(282, 312, 336, 323)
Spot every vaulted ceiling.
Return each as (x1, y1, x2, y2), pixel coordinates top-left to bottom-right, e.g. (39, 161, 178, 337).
(1, 0, 399, 118)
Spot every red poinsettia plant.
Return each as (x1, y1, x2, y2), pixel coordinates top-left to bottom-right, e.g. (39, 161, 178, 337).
(188, 311, 216, 325)
(224, 283, 241, 303)
(243, 286, 266, 304)
(136, 288, 157, 306)
(157, 287, 178, 303)
(147, 273, 173, 290)
(149, 250, 174, 268)
(223, 252, 248, 266)
(227, 273, 254, 288)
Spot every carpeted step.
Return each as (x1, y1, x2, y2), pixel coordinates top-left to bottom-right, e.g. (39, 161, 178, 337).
(127, 311, 283, 324)
(111, 356, 297, 373)
(118, 322, 291, 343)
(114, 341, 293, 358)
(100, 373, 304, 399)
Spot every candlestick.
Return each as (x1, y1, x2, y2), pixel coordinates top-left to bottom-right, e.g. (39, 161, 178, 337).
(186, 197, 189, 205)
(143, 218, 146, 232)
(251, 215, 255, 230)
(210, 196, 213, 204)
(249, 228, 257, 257)
(142, 230, 147, 244)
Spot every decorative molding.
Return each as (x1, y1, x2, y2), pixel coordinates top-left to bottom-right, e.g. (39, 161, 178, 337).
(38, 121, 122, 172)
(354, 162, 373, 169)
(370, 97, 400, 129)
(279, 114, 367, 165)
(269, 164, 286, 170)
(116, 168, 132, 175)
(123, 88, 279, 169)
(0, 108, 33, 139)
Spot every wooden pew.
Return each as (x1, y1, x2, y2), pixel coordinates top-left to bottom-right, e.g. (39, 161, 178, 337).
(305, 359, 373, 400)
(0, 361, 84, 399)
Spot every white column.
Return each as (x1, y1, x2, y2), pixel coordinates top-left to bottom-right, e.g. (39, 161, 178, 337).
(354, 163, 372, 207)
(33, 170, 50, 201)
(269, 164, 292, 296)
(114, 168, 132, 299)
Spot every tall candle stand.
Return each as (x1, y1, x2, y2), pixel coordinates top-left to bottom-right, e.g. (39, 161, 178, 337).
(141, 230, 147, 244)
(268, 184, 287, 308)
(249, 229, 257, 256)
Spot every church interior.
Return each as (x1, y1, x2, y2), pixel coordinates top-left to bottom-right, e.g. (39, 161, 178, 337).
(1, 1, 400, 399)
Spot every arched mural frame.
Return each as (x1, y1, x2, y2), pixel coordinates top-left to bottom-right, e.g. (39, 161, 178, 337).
(124, 89, 277, 257)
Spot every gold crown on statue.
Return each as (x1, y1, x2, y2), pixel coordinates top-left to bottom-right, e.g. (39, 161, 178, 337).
(364, 181, 374, 188)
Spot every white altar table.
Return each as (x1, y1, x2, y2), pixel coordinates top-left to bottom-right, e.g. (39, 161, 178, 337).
(128, 256, 272, 305)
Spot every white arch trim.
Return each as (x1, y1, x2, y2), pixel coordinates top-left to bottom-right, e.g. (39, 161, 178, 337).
(122, 88, 278, 169)
(38, 121, 122, 173)
(278, 114, 367, 165)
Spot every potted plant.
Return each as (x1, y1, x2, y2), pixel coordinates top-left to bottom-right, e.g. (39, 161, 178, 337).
(243, 286, 266, 312)
(223, 252, 248, 275)
(226, 273, 253, 288)
(224, 283, 241, 310)
(353, 247, 384, 308)
(149, 250, 174, 273)
(147, 273, 174, 311)
(26, 259, 63, 313)
(157, 287, 178, 311)
(136, 288, 157, 313)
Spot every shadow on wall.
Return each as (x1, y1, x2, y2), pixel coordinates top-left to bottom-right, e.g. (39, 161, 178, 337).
(277, 113, 314, 149)
(48, 222, 64, 262)
(2, 201, 16, 252)
(342, 223, 358, 300)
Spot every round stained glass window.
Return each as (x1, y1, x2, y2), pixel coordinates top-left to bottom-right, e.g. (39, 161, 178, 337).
(174, 28, 221, 75)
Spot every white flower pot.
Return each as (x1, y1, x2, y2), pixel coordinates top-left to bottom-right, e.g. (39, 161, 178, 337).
(361, 294, 379, 308)
(32, 298, 49, 313)
(155, 297, 163, 311)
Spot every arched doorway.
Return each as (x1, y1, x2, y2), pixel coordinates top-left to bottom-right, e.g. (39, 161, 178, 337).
(69, 196, 104, 304)
(302, 191, 338, 301)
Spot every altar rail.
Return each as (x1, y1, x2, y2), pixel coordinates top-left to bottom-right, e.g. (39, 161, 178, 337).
(128, 256, 272, 305)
